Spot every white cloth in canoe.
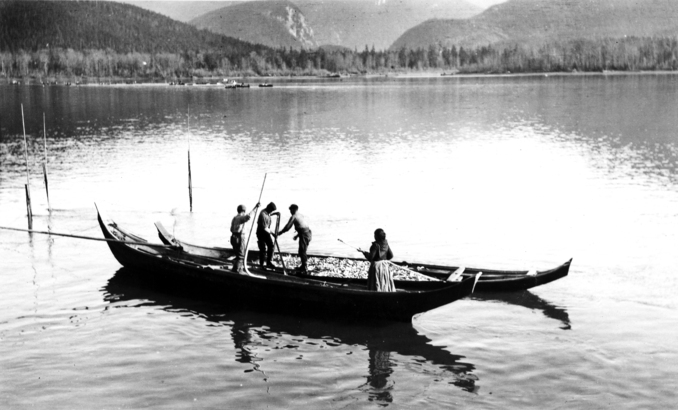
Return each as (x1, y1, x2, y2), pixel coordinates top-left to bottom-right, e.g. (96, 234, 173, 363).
(368, 260, 396, 292)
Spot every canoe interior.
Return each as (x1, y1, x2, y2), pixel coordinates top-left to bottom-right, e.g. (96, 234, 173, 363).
(154, 222, 571, 292)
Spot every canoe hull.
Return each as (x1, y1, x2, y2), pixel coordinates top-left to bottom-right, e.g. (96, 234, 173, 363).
(100, 215, 474, 322)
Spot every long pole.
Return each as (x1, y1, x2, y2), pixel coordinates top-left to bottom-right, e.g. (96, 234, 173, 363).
(243, 173, 267, 274)
(21, 104, 33, 229)
(42, 113, 51, 211)
(0, 225, 178, 248)
(272, 212, 288, 274)
(187, 107, 193, 212)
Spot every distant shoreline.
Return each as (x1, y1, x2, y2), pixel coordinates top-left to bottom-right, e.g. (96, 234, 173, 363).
(3, 69, 678, 86)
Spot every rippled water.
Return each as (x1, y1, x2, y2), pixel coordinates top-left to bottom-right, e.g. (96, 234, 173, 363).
(1, 75, 677, 408)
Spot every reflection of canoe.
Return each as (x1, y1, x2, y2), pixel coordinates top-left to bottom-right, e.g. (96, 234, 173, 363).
(471, 291, 571, 330)
(98, 212, 476, 322)
(154, 223, 571, 292)
(103, 268, 480, 394)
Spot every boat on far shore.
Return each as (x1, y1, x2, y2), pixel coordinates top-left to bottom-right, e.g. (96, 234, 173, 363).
(224, 80, 250, 89)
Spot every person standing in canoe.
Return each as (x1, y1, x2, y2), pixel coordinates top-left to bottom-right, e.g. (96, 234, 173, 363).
(362, 228, 396, 292)
(257, 202, 277, 269)
(230, 203, 259, 274)
(276, 204, 312, 274)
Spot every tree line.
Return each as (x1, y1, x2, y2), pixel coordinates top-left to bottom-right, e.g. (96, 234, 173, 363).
(2, 36, 678, 81)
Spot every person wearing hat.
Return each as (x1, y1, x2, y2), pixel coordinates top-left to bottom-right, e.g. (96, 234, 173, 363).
(256, 202, 277, 269)
(230, 202, 259, 274)
(277, 204, 312, 274)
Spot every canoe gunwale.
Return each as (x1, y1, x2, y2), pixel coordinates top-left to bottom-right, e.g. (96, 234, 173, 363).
(153, 222, 570, 292)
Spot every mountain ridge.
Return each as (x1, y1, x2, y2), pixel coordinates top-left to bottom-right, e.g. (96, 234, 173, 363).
(391, 0, 678, 50)
(125, 0, 483, 50)
(190, 1, 317, 49)
(295, 0, 482, 50)
(0, 0, 264, 53)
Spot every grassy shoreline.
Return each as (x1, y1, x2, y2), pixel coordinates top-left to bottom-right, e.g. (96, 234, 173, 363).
(3, 69, 678, 86)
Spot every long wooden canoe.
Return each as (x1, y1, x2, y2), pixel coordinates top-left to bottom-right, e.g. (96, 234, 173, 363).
(98, 212, 477, 322)
(154, 222, 571, 292)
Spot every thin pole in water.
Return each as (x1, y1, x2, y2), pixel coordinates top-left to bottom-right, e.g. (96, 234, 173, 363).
(20, 104, 30, 186)
(187, 107, 193, 212)
(24, 185, 32, 230)
(21, 104, 32, 229)
(42, 112, 51, 211)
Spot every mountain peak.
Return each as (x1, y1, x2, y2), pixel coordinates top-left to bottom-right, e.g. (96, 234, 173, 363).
(191, 0, 317, 49)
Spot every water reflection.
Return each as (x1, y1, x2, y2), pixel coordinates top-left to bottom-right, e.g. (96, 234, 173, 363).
(103, 268, 479, 402)
(471, 291, 571, 330)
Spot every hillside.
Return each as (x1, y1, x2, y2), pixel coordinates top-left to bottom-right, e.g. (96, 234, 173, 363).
(391, 0, 678, 50)
(294, 0, 482, 51)
(119, 1, 238, 22)
(190, 0, 317, 49)
(0, 0, 263, 53)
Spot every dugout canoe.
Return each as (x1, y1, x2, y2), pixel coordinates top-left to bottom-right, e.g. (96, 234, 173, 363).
(97, 212, 477, 322)
(154, 222, 571, 292)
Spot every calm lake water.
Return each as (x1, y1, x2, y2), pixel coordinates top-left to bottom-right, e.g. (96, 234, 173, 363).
(1, 74, 677, 408)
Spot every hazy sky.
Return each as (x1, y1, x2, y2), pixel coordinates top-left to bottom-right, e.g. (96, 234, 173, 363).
(121, 0, 508, 8)
(466, 0, 506, 7)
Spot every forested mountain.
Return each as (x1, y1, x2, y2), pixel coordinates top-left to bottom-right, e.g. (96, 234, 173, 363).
(294, 0, 482, 51)
(141, 0, 481, 51)
(391, 0, 678, 50)
(119, 1, 238, 23)
(0, 0, 262, 53)
(190, 0, 317, 49)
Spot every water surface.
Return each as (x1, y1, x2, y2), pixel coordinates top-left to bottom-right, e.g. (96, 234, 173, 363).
(1, 74, 677, 408)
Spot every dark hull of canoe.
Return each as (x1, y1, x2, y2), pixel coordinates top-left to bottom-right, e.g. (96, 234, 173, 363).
(99, 215, 474, 322)
(415, 260, 572, 292)
(154, 225, 571, 293)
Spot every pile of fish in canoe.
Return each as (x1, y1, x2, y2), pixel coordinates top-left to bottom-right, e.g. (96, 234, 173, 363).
(271, 254, 436, 281)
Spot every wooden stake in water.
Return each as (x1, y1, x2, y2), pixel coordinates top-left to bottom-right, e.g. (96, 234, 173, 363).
(21, 105, 30, 186)
(187, 107, 193, 212)
(21, 104, 33, 228)
(25, 185, 33, 229)
(42, 113, 51, 211)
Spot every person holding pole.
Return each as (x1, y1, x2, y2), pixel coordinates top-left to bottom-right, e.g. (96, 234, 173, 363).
(230, 203, 259, 274)
(276, 204, 312, 275)
(257, 202, 277, 269)
(362, 228, 396, 292)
